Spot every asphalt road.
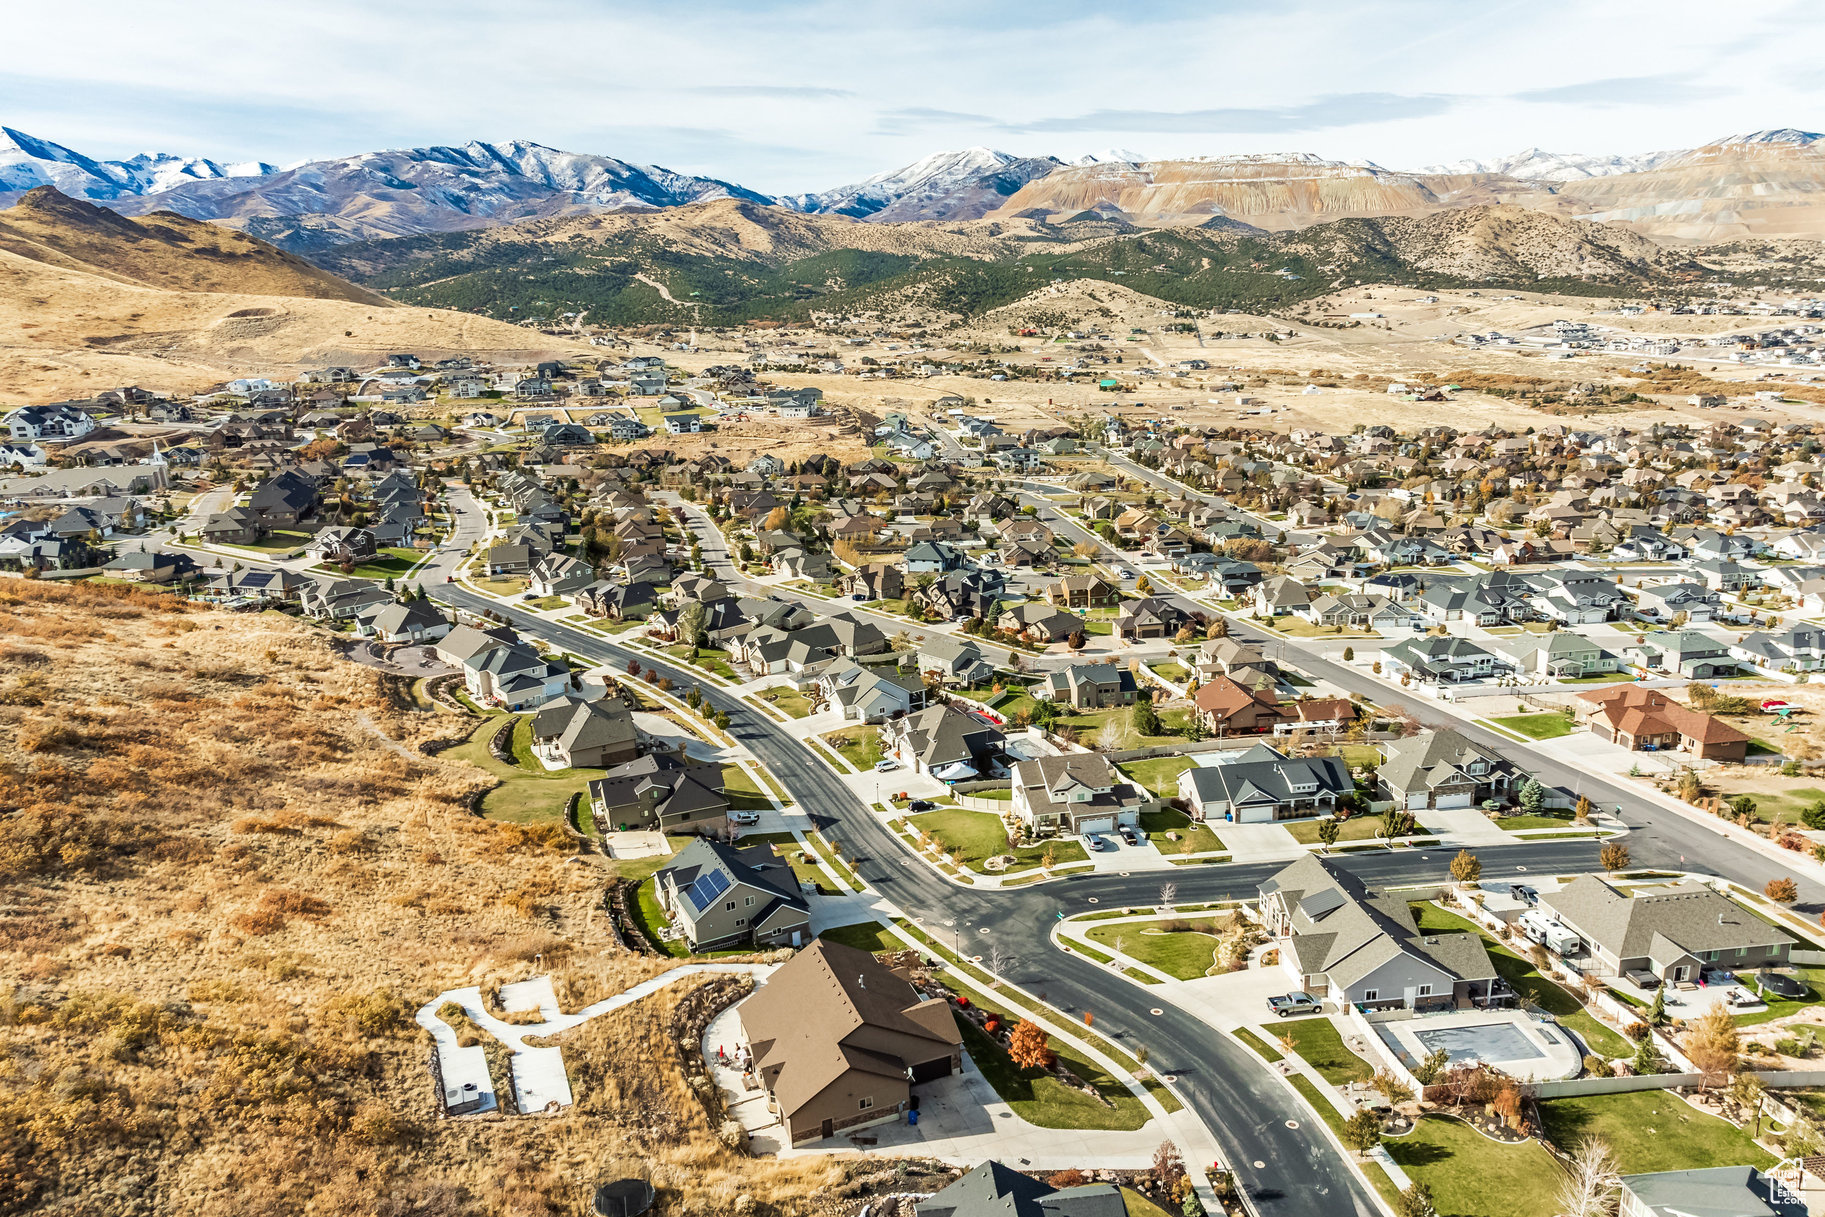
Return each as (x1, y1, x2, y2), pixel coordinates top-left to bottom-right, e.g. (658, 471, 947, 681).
(432, 574, 1613, 1217)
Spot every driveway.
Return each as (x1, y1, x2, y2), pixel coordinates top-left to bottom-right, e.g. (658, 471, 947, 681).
(1175, 964, 1305, 1032)
(1217, 822, 1306, 863)
(1413, 807, 1512, 846)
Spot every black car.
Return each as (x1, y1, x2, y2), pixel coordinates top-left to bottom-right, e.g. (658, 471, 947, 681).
(1757, 970, 1809, 999)
(906, 799, 937, 812)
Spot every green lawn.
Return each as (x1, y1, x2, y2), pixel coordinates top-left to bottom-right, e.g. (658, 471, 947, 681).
(1086, 924, 1221, 980)
(1120, 755, 1193, 797)
(1147, 661, 1190, 683)
(1499, 812, 1577, 831)
(909, 807, 1088, 874)
(759, 686, 814, 718)
(1733, 966, 1825, 1026)
(1286, 815, 1428, 845)
(1234, 1028, 1284, 1062)
(1488, 712, 1576, 741)
(234, 529, 313, 552)
(819, 921, 901, 954)
(955, 1014, 1149, 1130)
(525, 594, 568, 611)
(1385, 1116, 1563, 1217)
(320, 547, 427, 581)
(1537, 1090, 1776, 1174)
(722, 764, 772, 811)
(823, 725, 886, 771)
(630, 877, 689, 958)
(1283, 1019, 1373, 1086)
(444, 715, 606, 823)
(1137, 807, 1224, 854)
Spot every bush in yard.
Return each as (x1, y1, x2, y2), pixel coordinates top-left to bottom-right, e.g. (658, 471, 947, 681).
(1396, 1182, 1437, 1217)
(1047, 1170, 1088, 1189)
(1767, 877, 1799, 903)
(1007, 1019, 1054, 1070)
(1582, 1054, 1613, 1078)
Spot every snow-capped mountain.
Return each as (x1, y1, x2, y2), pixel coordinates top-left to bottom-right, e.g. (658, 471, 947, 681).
(1420, 146, 1677, 181)
(0, 126, 274, 201)
(1712, 128, 1823, 147)
(1073, 148, 1146, 165)
(105, 138, 774, 246)
(781, 147, 1064, 221)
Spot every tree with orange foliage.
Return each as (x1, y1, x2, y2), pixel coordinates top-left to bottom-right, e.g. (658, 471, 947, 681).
(1008, 1019, 1054, 1071)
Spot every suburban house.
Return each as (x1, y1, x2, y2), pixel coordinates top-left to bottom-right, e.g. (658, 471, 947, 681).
(916, 637, 994, 687)
(1617, 1168, 1801, 1217)
(1635, 581, 1722, 624)
(1494, 631, 1622, 680)
(1576, 686, 1750, 761)
(1538, 876, 1791, 984)
(1176, 744, 1350, 823)
(528, 552, 594, 597)
(1259, 854, 1503, 1012)
(1192, 673, 1288, 736)
(1041, 662, 1138, 709)
(738, 939, 959, 1144)
(1377, 730, 1515, 810)
(996, 601, 1082, 644)
(885, 705, 1006, 780)
(1112, 596, 1199, 641)
(1010, 754, 1151, 837)
(528, 696, 643, 769)
(1381, 635, 1508, 684)
(1622, 630, 1736, 679)
(817, 659, 927, 723)
(357, 597, 451, 644)
(656, 839, 810, 952)
(1046, 574, 1119, 609)
(1731, 625, 1825, 674)
(916, 1162, 1128, 1217)
(587, 751, 729, 836)
(462, 644, 571, 711)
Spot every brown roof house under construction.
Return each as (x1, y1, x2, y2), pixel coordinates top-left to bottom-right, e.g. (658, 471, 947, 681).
(1576, 685, 1750, 762)
(739, 939, 960, 1145)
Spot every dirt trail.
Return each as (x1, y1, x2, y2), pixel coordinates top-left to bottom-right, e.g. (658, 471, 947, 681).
(634, 273, 702, 313)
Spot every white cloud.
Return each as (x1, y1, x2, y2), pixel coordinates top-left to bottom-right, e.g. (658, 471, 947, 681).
(2, 0, 1822, 191)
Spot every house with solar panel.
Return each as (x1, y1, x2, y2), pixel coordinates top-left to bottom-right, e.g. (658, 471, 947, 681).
(654, 839, 810, 951)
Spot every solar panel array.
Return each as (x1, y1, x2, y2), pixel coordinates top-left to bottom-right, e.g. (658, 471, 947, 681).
(684, 868, 732, 913)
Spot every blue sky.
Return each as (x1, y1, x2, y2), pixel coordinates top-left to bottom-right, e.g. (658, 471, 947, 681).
(4, 0, 1821, 191)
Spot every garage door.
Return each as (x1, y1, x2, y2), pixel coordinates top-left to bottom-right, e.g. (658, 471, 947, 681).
(1077, 817, 1115, 835)
(1435, 793, 1474, 810)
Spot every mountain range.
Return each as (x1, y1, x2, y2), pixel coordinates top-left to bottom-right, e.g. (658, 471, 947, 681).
(5, 125, 1825, 253)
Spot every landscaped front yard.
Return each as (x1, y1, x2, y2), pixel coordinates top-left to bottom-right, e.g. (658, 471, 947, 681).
(822, 725, 886, 771)
(722, 764, 772, 811)
(1488, 712, 1576, 740)
(1536, 1090, 1775, 1175)
(1137, 807, 1224, 854)
(954, 1009, 1149, 1131)
(758, 686, 814, 718)
(1283, 1018, 1373, 1086)
(1286, 814, 1430, 845)
(907, 807, 1087, 874)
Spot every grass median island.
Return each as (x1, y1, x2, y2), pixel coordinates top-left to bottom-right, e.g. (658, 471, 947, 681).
(953, 1013, 1149, 1131)
(1488, 712, 1576, 740)
(1282, 1018, 1374, 1086)
(1385, 1116, 1562, 1217)
(1086, 922, 1222, 980)
(1537, 1090, 1776, 1174)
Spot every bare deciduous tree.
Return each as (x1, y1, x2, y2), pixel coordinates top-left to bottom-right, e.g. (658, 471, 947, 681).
(1159, 881, 1178, 911)
(1554, 1139, 1620, 1217)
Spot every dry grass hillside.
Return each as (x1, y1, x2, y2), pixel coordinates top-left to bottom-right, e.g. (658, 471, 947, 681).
(0, 581, 863, 1217)
(0, 188, 383, 303)
(0, 200, 595, 405)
